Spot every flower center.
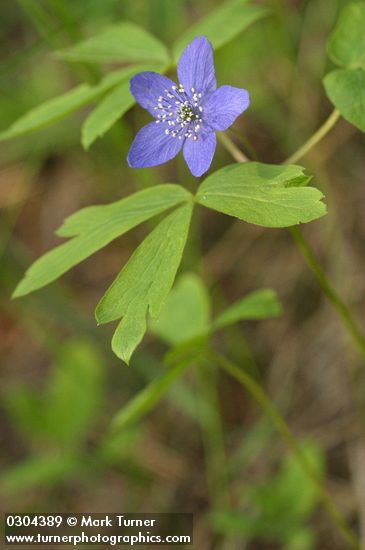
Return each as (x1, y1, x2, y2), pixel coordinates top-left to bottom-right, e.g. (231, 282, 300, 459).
(154, 83, 203, 141)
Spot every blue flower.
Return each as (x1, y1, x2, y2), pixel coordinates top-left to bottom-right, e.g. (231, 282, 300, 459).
(127, 36, 250, 177)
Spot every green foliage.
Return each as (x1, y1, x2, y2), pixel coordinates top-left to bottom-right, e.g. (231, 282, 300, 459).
(13, 185, 190, 297)
(173, 0, 270, 61)
(327, 1, 365, 68)
(57, 22, 169, 64)
(12, 160, 323, 362)
(81, 81, 135, 149)
(196, 163, 326, 228)
(13, 182, 284, 361)
(324, 69, 365, 132)
(95, 203, 193, 363)
(149, 273, 211, 345)
(324, 1, 365, 132)
(0, 65, 151, 141)
(0, 0, 269, 145)
(211, 442, 324, 548)
(212, 289, 282, 330)
(9, 2, 327, 363)
(151, 277, 281, 344)
(110, 284, 281, 432)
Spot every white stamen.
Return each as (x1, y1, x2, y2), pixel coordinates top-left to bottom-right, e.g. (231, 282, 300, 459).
(154, 81, 205, 143)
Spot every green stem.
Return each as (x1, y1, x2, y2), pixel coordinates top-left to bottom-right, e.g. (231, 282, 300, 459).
(211, 351, 361, 550)
(290, 226, 365, 361)
(283, 109, 341, 165)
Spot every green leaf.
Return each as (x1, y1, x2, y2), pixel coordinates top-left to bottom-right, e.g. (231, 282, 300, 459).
(13, 185, 190, 298)
(173, 0, 270, 61)
(150, 273, 211, 345)
(82, 81, 135, 149)
(46, 341, 103, 446)
(111, 361, 190, 433)
(327, 1, 365, 68)
(324, 2, 365, 133)
(196, 162, 326, 228)
(0, 65, 152, 141)
(323, 68, 365, 132)
(212, 289, 282, 331)
(58, 22, 169, 64)
(96, 203, 193, 363)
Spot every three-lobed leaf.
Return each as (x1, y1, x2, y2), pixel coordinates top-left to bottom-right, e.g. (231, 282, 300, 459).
(173, 0, 270, 61)
(196, 162, 326, 228)
(96, 203, 193, 364)
(13, 185, 190, 298)
(58, 22, 169, 64)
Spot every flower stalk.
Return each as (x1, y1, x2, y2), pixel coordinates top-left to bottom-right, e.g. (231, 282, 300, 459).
(283, 109, 341, 165)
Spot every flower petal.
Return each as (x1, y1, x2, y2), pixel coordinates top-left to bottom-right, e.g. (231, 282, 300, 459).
(183, 132, 216, 177)
(204, 85, 250, 131)
(130, 72, 177, 117)
(177, 36, 216, 96)
(127, 122, 183, 169)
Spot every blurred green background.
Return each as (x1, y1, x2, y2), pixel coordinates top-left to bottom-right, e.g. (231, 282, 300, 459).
(1, 0, 365, 548)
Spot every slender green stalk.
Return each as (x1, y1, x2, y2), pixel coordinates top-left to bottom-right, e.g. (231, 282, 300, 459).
(217, 132, 248, 163)
(110, 358, 192, 433)
(228, 127, 259, 160)
(219, 131, 365, 363)
(283, 109, 341, 165)
(211, 351, 361, 550)
(290, 227, 365, 361)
